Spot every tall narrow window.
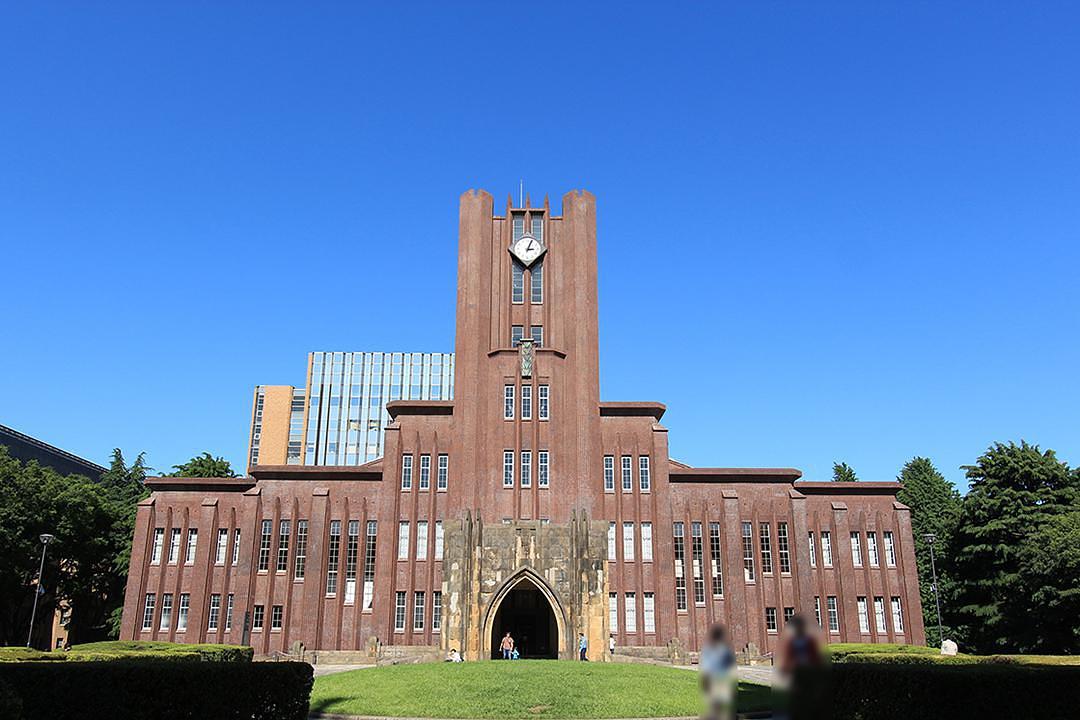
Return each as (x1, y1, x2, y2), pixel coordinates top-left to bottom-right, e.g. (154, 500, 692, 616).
(419, 454, 431, 490)
(850, 532, 863, 567)
(691, 522, 705, 605)
(624, 592, 637, 633)
(808, 531, 817, 568)
(168, 528, 181, 564)
(503, 451, 514, 487)
(401, 455, 413, 490)
(883, 531, 897, 567)
(638, 456, 651, 491)
(603, 456, 615, 491)
(416, 520, 429, 560)
(641, 522, 653, 561)
(225, 594, 234, 631)
(159, 593, 173, 631)
(185, 528, 198, 565)
(777, 522, 791, 574)
(530, 262, 543, 304)
(538, 450, 549, 488)
(821, 530, 833, 567)
(432, 591, 442, 631)
(142, 593, 156, 631)
(177, 594, 190, 631)
(857, 597, 870, 633)
(294, 520, 308, 579)
(609, 593, 618, 633)
(413, 591, 426, 631)
(826, 596, 839, 632)
(531, 214, 543, 241)
(345, 520, 360, 604)
(521, 385, 532, 420)
(363, 520, 377, 610)
(538, 385, 549, 420)
(890, 597, 904, 633)
(814, 597, 822, 628)
(867, 531, 879, 567)
(151, 528, 164, 565)
(271, 605, 283, 630)
(326, 520, 341, 595)
(741, 522, 755, 582)
(504, 386, 515, 420)
(873, 596, 887, 633)
(709, 522, 723, 597)
(759, 523, 773, 574)
(673, 523, 687, 610)
(258, 520, 272, 571)
(434, 520, 444, 560)
(766, 607, 778, 633)
(511, 325, 524, 346)
(276, 520, 291, 572)
(398, 521, 410, 560)
(621, 456, 632, 492)
(622, 522, 635, 561)
(607, 522, 617, 561)
(252, 605, 264, 631)
(215, 528, 228, 565)
(394, 591, 407, 632)
(784, 607, 795, 626)
(643, 592, 656, 633)
(520, 451, 532, 487)
(437, 454, 449, 490)
(512, 263, 524, 303)
(231, 529, 241, 566)
(530, 325, 543, 347)
(207, 594, 221, 631)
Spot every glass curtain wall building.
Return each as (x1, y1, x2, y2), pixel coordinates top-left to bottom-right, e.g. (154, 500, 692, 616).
(305, 352, 454, 465)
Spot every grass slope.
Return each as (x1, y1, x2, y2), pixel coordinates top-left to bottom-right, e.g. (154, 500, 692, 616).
(311, 660, 770, 718)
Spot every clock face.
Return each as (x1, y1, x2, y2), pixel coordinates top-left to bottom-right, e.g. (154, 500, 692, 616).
(510, 234, 545, 267)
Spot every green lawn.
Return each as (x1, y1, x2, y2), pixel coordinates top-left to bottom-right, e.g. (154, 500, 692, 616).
(310, 660, 770, 718)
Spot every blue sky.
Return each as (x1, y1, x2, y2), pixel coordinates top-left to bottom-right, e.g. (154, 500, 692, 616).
(2, 3, 1077, 490)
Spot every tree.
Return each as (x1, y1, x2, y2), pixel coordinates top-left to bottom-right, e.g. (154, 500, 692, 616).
(0, 446, 141, 647)
(896, 456, 961, 647)
(100, 449, 151, 638)
(950, 441, 1079, 654)
(1022, 508, 1080, 653)
(170, 452, 238, 478)
(832, 462, 858, 482)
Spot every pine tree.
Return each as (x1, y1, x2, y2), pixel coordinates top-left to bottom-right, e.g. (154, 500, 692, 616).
(896, 457, 960, 647)
(170, 452, 238, 478)
(832, 462, 858, 482)
(951, 441, 1079, 653)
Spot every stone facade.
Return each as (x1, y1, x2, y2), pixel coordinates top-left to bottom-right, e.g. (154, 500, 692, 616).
(120, 189, 925, 659)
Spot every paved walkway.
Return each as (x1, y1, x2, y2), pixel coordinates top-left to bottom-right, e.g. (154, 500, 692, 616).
(312, 663, 375, 677)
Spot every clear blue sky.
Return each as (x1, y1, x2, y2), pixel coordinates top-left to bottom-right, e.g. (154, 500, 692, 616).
(2, 4, 1078, 490)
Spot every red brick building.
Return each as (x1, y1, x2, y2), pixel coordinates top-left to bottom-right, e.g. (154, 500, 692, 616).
(120, 189, 925, 659)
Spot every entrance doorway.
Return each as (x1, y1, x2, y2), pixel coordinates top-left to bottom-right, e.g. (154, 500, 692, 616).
(489, 579, 559, 659)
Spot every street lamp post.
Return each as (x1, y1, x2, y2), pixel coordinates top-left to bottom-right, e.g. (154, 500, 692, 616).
(27, 533, 55, 649)
(924, 532, 944, 647)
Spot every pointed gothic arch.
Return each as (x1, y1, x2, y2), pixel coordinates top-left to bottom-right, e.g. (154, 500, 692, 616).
(482, 567, 567, 659)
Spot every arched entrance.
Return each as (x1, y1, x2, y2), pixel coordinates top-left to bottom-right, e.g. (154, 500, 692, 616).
(487, 575, 560, 659)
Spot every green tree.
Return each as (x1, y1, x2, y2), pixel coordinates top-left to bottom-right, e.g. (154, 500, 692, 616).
(832, 462, 858, 482)
(950, 441, 1079, 653)
(170, 452, 238, 478)
(100, 449, 151, 637)
(896, 456, 961, 647)
(1022, 508, 1080, 653)
(0, 446, 140, 647)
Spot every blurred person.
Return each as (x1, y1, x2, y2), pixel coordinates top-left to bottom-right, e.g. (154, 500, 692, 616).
(700, 624, 736, 720)
(578, 632, 588, 660)
(609, 634, 615, 656)
(777, 614, 821, 682)
(447, 648, 462, 662)
(500, 632, 514, 660)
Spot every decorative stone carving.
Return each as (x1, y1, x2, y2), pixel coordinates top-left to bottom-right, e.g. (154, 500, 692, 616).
(519, 337, 534, 378)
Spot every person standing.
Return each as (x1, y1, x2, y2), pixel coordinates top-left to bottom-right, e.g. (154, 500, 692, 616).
(700, 624, 736, 720)
(578, 632, 588, 661)
(609, 634, 615, 656)
(500, 632, 514, 660)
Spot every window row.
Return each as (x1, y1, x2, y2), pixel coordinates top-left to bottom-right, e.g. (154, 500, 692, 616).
(807, 530, 897, 569)
(502, 450, 551, 488)
(603, 455, 650, 492)
(606, 521, 654, 562)
(400, 453, 450, 491)
(324, 520, 378, 607)
(811, 595, 905, 635)
(141, 592, 239, 634)
(503, 384, 550, 420)
(673, 522, 723, 610)
(149, 527, 207, 567)
(511, 325, 543, 347)
(608, 592, 656, 634)
(395, 520, 444, 561)
(511, 262, 543, 305)
(256, 519, 310, 578)
(393, 590, 443, 632)
(740, 520, 793, 582)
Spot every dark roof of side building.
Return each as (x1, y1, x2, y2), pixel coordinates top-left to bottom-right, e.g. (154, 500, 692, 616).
(0, 423, 107, 479)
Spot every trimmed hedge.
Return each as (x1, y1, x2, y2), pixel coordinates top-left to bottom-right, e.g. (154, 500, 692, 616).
(791, 662, 1080, 720)
(825, 643, 942, 661)
(1, 642, 253, 663)
(0, 659, 313, 720)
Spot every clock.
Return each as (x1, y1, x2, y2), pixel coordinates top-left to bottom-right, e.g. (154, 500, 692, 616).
(510, 234, 545, 267)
